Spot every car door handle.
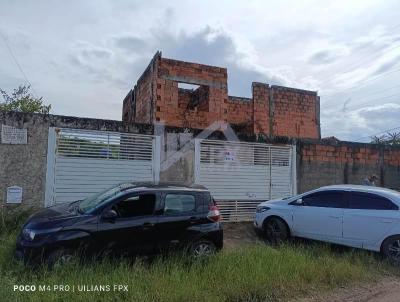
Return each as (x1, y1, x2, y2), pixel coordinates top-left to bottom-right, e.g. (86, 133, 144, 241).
(380, 219, 393, 224)
(142, 222, 154, 229)
(329, 215, 340, 219)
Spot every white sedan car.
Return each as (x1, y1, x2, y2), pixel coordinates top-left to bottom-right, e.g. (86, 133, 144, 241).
(254, 185, 400, 262)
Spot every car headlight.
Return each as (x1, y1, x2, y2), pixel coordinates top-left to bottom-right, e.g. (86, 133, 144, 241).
(22, 227, 62, 241)
(22, 228, 36, 241)
(256, 206, 270, 213)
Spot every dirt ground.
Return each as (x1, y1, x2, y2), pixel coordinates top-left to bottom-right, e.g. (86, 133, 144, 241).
(223, 222, 263, 249)
(223, 222, 400, 302)
(296, 277, 400, 302)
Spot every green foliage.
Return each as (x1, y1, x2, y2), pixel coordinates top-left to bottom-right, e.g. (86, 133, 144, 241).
(0, 207, 34, 235)
(0, 85, 51, 114)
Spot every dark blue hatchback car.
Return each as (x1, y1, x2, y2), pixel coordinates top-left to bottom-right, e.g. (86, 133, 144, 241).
(16, 183, 223, 265)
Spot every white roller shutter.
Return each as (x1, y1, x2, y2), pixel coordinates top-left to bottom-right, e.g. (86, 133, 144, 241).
(195, 139, 272, 200)
(270, 146, 293, 199)
(45, 128, 160, 206)
(195, 139, 296, 221)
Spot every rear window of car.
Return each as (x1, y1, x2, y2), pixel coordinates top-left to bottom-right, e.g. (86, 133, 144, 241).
(349, 192, 398, 210)
(164, 194, 196, 214)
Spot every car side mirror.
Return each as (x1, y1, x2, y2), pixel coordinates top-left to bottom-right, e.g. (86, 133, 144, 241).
(102, 209, 118, 222)
(295, 198, 303, 205)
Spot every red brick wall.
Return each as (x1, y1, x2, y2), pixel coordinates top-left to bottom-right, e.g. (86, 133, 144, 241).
(272, 87, 319, 138)
(252, 83, 270, 135)
(122, 89, 133, 122)
(298, 141, 400, 192)
(226, 96, 252, 125)
(122, 53, 321, 139)
(300, 143, 400, 166)
(137, 65, 155, 123)
(155, 57, 228, 128)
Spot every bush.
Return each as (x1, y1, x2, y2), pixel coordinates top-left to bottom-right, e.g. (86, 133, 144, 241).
(0, 206, 34, 235)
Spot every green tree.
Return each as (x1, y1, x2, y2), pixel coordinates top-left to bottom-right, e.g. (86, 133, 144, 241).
(0, 85, 51, 114)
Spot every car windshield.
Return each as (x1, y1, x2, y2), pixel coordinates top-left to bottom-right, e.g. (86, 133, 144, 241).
(78, 185, 123, 213)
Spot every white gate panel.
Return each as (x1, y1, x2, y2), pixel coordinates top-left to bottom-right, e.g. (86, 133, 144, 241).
(45, 128, 160, 206)
(270, 146, 293, 199)
(195, 139, 295, 222)
(198, 165, 271, 200)
(54, 158, 153, 203)
(195, 139, 271, 201)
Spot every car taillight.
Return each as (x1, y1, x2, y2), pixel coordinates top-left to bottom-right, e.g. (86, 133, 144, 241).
(207, 205, 221, 222)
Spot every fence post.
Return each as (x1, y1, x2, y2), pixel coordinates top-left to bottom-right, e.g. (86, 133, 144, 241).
(44, 127, 57, 207)
(235, 200, 238, 222)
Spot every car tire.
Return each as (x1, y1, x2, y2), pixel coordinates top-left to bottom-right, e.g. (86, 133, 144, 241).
(381, 235, 400, 265)
(263, 217, 289, 245)
(46, 248, 76, 268)
(190, 240, 216, 258)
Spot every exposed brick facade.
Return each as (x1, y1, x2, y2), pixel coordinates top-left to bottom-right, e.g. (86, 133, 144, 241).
(297, 140, 400, 192)
(123, 51, 321, 139)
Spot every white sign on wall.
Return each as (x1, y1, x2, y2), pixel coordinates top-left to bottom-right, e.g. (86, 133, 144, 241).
(1, 125, 27, 144)
(6, 186, 23, 204)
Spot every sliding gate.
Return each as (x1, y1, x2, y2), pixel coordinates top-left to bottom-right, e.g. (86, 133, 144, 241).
(45, 128, 160, 206)
(195, 139, 296, 221)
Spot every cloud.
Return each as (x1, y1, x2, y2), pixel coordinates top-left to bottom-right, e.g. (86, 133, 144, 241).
(100, 26, 283, 96)
(154, 27, 285, 96)
(371, 54, 400, 76)
(308, 50, 341, 65)
(322, 103, 400, 141)
(1, 0, 399, 141)
(112, 35, 148, 53)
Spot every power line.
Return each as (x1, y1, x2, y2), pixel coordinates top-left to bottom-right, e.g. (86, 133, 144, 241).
(315, 24, 400, 100)
(318, 23, 400, 88)
(321, 66, 400, 99)
(346, 96, 400, 111)
(323, 83, 400, 103)
(323, 43, 400, 84)
(0, 29, 39, 97)
(324, 92, 400, 111)
(318, 67, 400, 109)
(325, 84, 400, 101)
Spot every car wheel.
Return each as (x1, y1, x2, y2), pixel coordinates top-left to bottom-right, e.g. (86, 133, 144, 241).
(190, 240, 216, 258)
(263, 217, 289, 245)
(382, 236, 400, 265)
(46, 248, 76, 268)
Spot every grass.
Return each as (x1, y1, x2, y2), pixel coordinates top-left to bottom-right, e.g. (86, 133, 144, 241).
(0, 209, 396, 302)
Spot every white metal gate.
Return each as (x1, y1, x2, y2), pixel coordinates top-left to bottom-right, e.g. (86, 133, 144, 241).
(44, 128, 160, 206)
(194, 139, 296, 221)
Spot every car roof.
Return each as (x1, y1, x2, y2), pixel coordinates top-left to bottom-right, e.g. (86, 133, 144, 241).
(311, 184, 400, 200)
(117, 182, 209, 192)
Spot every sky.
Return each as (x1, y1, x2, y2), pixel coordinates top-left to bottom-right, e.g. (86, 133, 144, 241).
(0, 0, 399, 142)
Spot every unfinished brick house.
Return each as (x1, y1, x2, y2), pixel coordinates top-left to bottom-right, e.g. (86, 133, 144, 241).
(122, 51, 321, 139)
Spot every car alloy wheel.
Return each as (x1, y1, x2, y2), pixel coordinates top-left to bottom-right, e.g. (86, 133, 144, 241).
(264, 218, 289, 244)
(191, 240, 216, 258)
(387, 239, 400, 263)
